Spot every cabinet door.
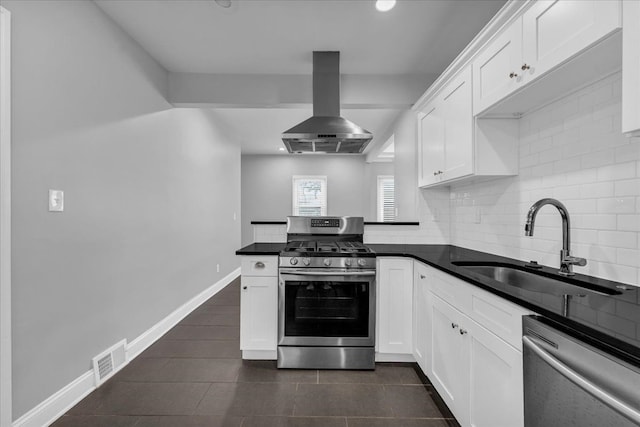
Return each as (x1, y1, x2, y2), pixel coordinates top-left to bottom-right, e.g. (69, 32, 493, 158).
(473, 18, 523, 114)
(522, 0, 621, 83)
(467, 318, 524, 427)
(430, 294, 466, 419)
(240, 276, 278, 351)
(442, 66, 474, 182)
(418, 103, 445, 187)
(413, 263, 432, 374)
(377, 258, 414, 354)
(623, 0, 640, 136)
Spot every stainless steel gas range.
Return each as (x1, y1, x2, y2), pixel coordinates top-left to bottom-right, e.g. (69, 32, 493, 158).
(277, 216, 376, 370)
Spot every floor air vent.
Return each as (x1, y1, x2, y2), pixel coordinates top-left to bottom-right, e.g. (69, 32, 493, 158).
(92, 339, 127, 386)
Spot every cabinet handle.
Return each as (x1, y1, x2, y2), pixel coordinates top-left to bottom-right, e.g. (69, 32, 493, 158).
(521, 63, 530, 71)
(243, 286, 248, 290)
(451, 323, 459, 329)
(254, 261, 265, 268)
(459, 329, 468, 335)
(509, 72, 518, 79)
(420, 274, 426, 279)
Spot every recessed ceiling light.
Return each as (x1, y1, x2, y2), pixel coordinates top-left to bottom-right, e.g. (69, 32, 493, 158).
(214, 0, 232, 8)
(279, 147, 286, 151)
(375, 0, 396, 12)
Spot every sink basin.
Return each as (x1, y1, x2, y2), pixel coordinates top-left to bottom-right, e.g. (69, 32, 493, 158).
(452, 262, 621, 296)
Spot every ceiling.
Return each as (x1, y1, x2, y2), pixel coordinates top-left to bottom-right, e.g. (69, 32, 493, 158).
(95, 0, 507, 155)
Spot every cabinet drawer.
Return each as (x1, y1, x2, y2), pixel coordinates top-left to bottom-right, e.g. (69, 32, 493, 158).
(241, 256, 278, 277)
(467, 286, 532, 351)
(430, 268, 470, 313)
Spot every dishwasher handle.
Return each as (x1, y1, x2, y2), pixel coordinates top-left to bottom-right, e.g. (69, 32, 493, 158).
(523, 336, 640, 425)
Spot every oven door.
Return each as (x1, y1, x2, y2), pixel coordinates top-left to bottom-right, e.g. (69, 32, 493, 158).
(278, 269, 376, 347)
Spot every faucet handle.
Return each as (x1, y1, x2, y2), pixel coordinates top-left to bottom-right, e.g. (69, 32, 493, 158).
(566, 256, 587, 267)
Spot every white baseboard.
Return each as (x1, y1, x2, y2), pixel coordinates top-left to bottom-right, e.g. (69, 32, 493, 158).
(12, 269, 240, 427)
(127, 267, 240, 360)
(12, 372, 94, 427)
(375, 353, 416, 363)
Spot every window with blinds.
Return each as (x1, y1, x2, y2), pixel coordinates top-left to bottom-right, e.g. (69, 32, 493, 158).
(377, 176, 395, 222)
(292, 176, 327, 216)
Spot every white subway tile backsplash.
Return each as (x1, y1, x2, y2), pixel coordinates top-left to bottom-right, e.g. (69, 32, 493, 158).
(520, 153, 539, 168)
(614, 143, 640, 162)
(565, 168, 599, 185)
(446, 72, 640, 286)
(581, 149, 616, 169)
(617, 214, 640, 232)
(579, 181, 614, 199)
(615, 179, 640, 197)
(597, 162, 637, 182)
(617, 248, 640, 268)
(575, 214, 617, 231)
(598, 231, 637, 249)
(597, 197, 636, 214)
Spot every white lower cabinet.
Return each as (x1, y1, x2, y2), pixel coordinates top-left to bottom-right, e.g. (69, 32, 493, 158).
(430, 294, 468, 418)
(239, 256, 278, 359)
(466, 315, 523, 427)
(413, 262, 432, 375)
(431, 293, 524, 427)
(414, 261, 529, 427)
(240, 276, 277, 352)
(377, 258, 414, 357)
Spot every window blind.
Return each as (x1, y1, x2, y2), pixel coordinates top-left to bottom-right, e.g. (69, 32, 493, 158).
(292, 176, 327, 216)
(377, 176, 395, 222)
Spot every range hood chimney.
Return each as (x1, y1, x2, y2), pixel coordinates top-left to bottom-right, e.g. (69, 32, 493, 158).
(282, 52, 373, 154)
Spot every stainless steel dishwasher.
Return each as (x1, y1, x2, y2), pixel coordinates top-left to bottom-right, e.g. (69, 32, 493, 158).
(523, 316, 640, 427)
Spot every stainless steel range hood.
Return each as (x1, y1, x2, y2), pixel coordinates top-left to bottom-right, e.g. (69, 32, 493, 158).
(282, 52, 373, 154)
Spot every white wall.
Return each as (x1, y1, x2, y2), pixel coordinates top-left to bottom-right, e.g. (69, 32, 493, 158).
(241, 155, 392, 245)
(5, 0, 241, 419)
(448, 73, 639, 286)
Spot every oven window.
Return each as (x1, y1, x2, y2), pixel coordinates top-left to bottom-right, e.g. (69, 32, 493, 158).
(284, 281, 370, 337)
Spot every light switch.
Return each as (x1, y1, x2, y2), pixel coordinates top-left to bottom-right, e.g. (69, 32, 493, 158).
(49, 189, 64, 212)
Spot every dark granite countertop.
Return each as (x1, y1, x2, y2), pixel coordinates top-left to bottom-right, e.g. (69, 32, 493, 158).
(250, 221, 420, 226)
(236, 243, 640, 367)
(236, 242, 285, 255)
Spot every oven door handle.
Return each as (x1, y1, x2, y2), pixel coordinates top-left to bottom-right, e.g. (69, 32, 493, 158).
(280, 270, 376, 277)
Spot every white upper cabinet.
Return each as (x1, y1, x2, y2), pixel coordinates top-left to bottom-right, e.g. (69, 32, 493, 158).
(418, 67, 474, 187)
(622, 0, 640, 137)
(473, 0, 622, 117)
(522, 0, 621, 79)
(418, 66, 518, 188)
(473, 18, 523, 114)
(418, 102, 445, 187)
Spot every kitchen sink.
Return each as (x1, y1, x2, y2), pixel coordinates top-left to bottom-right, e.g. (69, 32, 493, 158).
(452, 262, 621, 297)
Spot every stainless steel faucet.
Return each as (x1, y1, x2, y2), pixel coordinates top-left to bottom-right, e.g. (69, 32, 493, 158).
(525, 198, 587, 276)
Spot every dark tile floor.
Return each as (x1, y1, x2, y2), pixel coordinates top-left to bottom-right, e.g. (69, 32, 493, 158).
(53, 278, 458, 427)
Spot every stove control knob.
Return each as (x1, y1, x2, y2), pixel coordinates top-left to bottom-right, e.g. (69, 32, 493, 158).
(344, 258, 352, 267)
(357, 259, 367, 267)
(289, 257, 298, 266)
(302, 257, 311, 266)
(323, 258, 332, 267)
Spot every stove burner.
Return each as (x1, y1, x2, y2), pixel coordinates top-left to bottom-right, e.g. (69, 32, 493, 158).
(283, 241, 372, 255)
(337, 242, 369, 253)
